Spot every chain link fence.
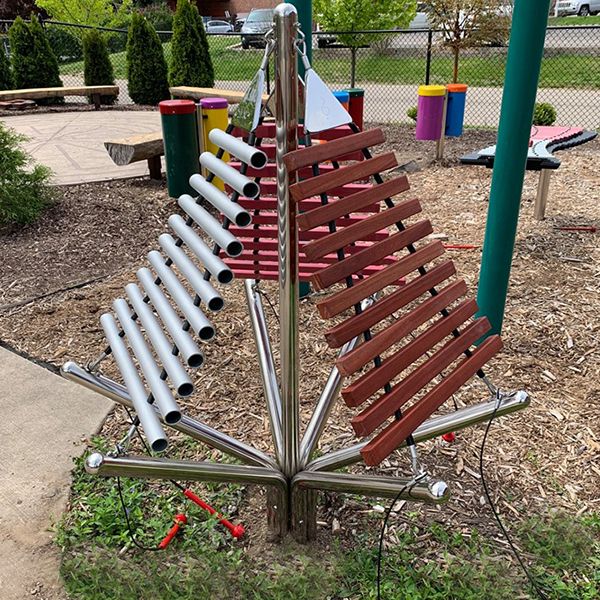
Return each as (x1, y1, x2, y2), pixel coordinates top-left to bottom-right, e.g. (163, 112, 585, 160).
(1, 20, 599, 129)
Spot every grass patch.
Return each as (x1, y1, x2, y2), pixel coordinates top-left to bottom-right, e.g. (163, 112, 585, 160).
(57, 443, 600, 599)
(548, 15, 600, 26)
(59, 38, 600, 89)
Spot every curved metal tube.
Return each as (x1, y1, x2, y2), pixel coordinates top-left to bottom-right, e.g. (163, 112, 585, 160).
(136, 267, 204, 368)
(305, 391, 530, 472)
(99, 314, 168, 452)
(292, 471, 450, 504)
(189, 174, 252, 227)
(61, 361, 278, 469)
(86, 453, 286, 491)
(125, 283, 194, 397)
(208, 129, 268, 169)
(113, 298, 182, 425)
(178, 194, 243, 257)
(147, 250, 215, 341)
(199, 152, 260, 199)
(167, 217, 234, 284)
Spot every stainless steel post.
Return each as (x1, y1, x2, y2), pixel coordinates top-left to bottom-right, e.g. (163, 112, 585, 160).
(275, 3, 300, 479)
(245, 279, 283, 464)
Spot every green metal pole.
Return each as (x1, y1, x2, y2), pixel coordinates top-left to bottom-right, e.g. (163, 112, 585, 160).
(289, 0, 312, 78)
(476, 0, 550, 337)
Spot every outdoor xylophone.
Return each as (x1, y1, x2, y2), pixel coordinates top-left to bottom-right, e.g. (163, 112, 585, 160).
(62, 4, 530, 541)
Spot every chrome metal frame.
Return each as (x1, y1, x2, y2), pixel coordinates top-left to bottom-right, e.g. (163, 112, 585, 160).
(66, 3, 531, 543)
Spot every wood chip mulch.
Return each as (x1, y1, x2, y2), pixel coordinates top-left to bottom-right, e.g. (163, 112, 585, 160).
(0, 125, 598, 556)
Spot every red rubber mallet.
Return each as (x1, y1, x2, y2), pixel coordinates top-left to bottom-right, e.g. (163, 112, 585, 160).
(158, 513, 187, 549)
(183, 488, 245, 539)
(442, 432, 456, 443)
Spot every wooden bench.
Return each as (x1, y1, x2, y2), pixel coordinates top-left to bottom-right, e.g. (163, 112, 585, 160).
(104, 132, 163, 180)
(170, 86, 269, 104)
(0, 85, 120, 110)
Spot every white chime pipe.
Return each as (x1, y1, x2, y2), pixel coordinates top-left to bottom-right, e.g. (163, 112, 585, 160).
(136, 267, 204, 368)
(189, 174, 252, 226)
(113, 298, 182, 425)
(178, 194, 243, 257)
(167, 217, 234, 284)
(157, 234, 226, 307)
(147, 250, 216, 341)
(199, 151, 260, 199)
(208, 128, 268, 169)
(100, 313, 168, 452)
(125, 283, 194, 398)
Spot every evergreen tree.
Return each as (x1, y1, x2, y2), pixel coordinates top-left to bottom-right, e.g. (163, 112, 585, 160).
(8, 15, 63, 104)
(126, 12, 170, 105)
(0, 43, 12, 90)
(169, 0, 214, 88)
(83, 30, 116, 105)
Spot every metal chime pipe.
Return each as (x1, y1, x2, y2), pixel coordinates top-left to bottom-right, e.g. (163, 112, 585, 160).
(135, 267, 204, 368)
(164, 222, 234, 285)
(113, 298, 182, 425)
(125, 283, 194, 397)
(86, 453, 287, 490)
(147, 251, 216, 341)
(99, 314, 168, 452)
(275, 3, 300, 479)
(298, 336, 359, 468)
(178, 194, 244, 257)
(189, 174, 252, 227)
(208, 129, 268, 170)
(292, 471, 450, 504)
(305, 391, 531, 472)
(61, 361, 278, 469)
(244, 279, 283, 464)
(200, 152, 260, 199)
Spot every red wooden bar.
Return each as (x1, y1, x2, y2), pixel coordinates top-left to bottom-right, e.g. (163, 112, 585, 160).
(324, 261, 457, 348)
(360, 335, 503, 466)
(341, 299, 479, 407)
(351, 317, 492, 437)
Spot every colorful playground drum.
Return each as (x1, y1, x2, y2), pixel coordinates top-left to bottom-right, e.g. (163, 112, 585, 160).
(415, 85, 446, 141)
(200, 97, 229, 191)
(333, 90, 350, 111)
(159, 99, 199, 198)
(445, 84, 468, 137)
(345, 88, 364, 130)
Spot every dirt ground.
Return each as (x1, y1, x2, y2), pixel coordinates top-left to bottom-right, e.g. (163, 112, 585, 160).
(1, 123, 598, 566)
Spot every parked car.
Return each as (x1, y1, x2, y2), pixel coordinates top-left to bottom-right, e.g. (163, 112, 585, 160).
(206, 20, 234, 33)
(555, 0, 600, 15)
(241, 8, 273, 49)
(409, 3, 430, 29)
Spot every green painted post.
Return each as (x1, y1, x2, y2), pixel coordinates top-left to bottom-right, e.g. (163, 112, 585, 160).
(476, 0, 550, 336)
(290, 0, 312, 78)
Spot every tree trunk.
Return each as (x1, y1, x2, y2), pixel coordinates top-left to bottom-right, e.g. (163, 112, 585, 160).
(452, 47, 460, 84)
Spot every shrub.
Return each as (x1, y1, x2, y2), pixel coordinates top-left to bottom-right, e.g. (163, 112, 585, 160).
(0, 122, 54, 226)
(9, 15, 63, 104)
(0, 41, 12, 90)
(533, 102, 557, 126)
(141, 2, 174, 32)
(83, 30, 116, 105)
(126, 12, 170, 105)
(46, 25, 83, 64)
(407, 105, 417, 122)
(169, 0, 214, 88)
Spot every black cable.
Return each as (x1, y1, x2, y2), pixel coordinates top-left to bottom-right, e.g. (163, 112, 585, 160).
(376, 481, 415, 600)
(116, 476, 161, 552)
(479, 401, 549, 600)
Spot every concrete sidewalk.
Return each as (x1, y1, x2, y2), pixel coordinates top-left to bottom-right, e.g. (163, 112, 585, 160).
(1, 110, 161, 185)
(0, 348, 112, 600)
